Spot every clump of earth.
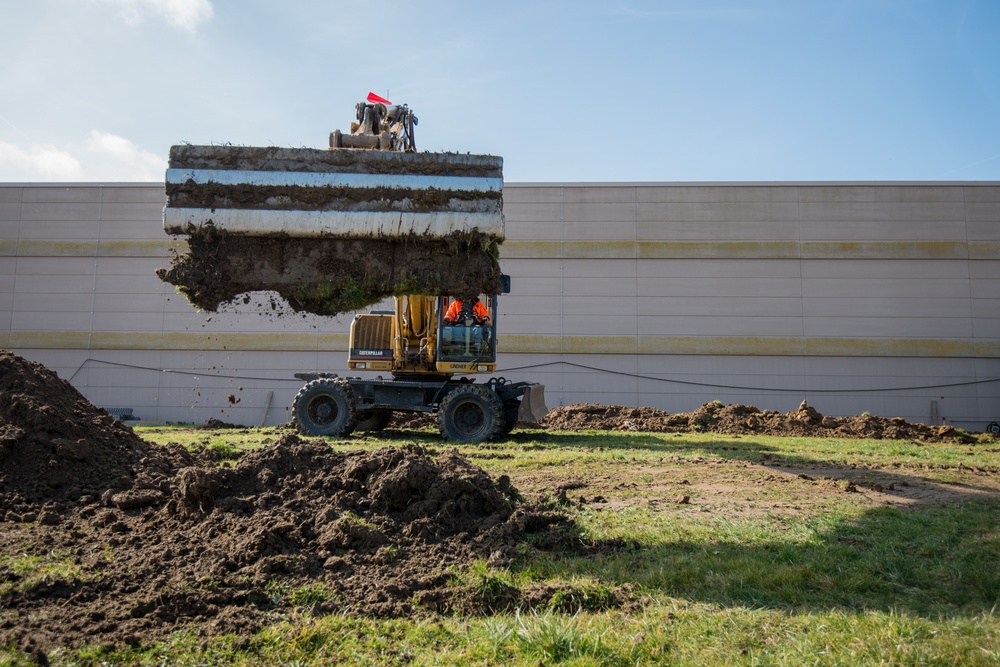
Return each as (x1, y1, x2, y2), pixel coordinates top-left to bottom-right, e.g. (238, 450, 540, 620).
(542, 400, 980, 443)
(0, 350, 621, 657)
(156, 228, 502, 316)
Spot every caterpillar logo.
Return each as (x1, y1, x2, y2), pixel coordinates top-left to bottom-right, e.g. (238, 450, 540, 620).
(350, 348, 392, 359)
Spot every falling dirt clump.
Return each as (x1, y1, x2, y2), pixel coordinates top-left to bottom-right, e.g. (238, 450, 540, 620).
(157, 228, 503, 316)
(542, 400, 978, 443)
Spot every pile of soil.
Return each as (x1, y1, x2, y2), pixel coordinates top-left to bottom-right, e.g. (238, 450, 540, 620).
(0, 351, 609, 656)
(0, 351, 186, 505)
(542, 400, 979, 443)
(157, 228, 502, 316)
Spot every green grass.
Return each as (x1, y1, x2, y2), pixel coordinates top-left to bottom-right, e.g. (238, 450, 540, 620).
(4, 426, 997, 666)
(138, 425, 274, 461)
(16, 607, 999, 666)
(0, 549, 84, 598)
(530, 499, 1000, 615)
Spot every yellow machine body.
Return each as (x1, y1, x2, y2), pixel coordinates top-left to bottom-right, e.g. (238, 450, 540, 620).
(348, 295, 497, 377)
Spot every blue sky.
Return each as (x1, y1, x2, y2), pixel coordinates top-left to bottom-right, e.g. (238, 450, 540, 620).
(2, 0, 998, 182)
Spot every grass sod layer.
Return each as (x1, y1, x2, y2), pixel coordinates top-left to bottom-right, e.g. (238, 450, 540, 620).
(3, 427, 999, 666)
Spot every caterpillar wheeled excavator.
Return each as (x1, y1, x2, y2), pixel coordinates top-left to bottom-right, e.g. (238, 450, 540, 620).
(293, 285, 547, 442)
(163, 94, 547, 442)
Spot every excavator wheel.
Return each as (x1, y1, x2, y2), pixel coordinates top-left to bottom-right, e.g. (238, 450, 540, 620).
(495, 419, 517, 439)
(356, 408, 392, 432)
(493, 399, 521, 439)
(438, 384, 502, 443)
(292, 378, 359, 437)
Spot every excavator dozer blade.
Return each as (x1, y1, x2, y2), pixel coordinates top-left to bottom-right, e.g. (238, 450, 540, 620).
(517, 384, 549, 423)
(164, 145, 504, 240)
(158, 145, 506, 317)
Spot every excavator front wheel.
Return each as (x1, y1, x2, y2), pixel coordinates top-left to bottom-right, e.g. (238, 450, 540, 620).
(438, 384, 502, 443)
(292, 378, 359, 437)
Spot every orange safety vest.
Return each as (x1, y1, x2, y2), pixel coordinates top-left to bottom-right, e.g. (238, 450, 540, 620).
(444, 299, 489, 324)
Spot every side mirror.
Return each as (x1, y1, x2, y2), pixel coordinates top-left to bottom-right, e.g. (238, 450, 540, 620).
(499, 274, 511, 294)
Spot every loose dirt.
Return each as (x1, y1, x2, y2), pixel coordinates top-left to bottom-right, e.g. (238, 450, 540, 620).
(3, 351, 995, 659)
(542, 400, 978, 443)
(0, 351, 610, 656)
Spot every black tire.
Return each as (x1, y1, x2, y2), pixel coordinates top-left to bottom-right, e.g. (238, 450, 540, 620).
(493, 399, 521, 439)
(292, 378, 359, 437)
(438, 384, 502, 443)
(357, 408, 392, 432)
(495, 419, 517, 438)
(988, 422, 1000, 436)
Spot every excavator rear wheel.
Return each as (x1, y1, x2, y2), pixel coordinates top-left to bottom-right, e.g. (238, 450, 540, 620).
(292, 378, 359, 437)
(494, 398, 521, 439)
(438, 384, 502, 443)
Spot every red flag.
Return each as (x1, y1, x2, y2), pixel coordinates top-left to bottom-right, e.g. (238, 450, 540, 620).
(366, 92, 392, 105)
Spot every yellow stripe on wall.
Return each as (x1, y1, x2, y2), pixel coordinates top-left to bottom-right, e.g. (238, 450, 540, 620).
(501, 240, 975, 260)
(5, 331, 349, 352)
(12, 239, 184, 257)
(5, 330, 989, 358)
(4, 238, 990, 262)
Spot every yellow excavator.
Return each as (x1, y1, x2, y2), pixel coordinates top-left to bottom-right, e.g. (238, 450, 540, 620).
(163, 94, 547, 442)
(293, 285, 547, 442)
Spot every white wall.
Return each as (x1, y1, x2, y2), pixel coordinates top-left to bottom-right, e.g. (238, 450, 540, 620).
(2, 182, 998, 429)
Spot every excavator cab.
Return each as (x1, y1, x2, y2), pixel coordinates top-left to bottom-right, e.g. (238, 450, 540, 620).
(437, 295, 497, 369)
(348, 293, 499, 376)
(349, 275, 510, 377)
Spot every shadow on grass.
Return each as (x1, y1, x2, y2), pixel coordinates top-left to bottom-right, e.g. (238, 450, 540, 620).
(355, 427, 1000, 616)
(490, 431, 1000, 499)
(351, 428, 679, 451)
(348, 428, 1000, 503)
(526, 496, 1000, 618)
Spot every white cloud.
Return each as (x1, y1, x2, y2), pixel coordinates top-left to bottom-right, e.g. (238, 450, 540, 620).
(86, 130, 165, 180)
(0, 141, 85, 180)
(0, 132, 166, 182)
(94, 0, 214, 33)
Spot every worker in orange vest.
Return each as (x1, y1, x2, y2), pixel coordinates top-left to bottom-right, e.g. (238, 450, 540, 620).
(443, 296, 490, 326)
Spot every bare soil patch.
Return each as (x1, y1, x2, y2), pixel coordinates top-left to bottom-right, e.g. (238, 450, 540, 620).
(0, 351, 608, 656)
(3, 350, 996, 659)
(542, 400, 978, 443)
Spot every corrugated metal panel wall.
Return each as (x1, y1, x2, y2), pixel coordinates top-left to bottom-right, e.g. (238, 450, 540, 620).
(1, 182, 998, 429)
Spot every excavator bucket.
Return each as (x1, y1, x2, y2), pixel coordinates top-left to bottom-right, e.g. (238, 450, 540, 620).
(517, 384, 549, 423)
(158, 122, 506, 316)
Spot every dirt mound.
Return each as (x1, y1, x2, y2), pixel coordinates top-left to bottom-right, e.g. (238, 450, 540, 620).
(0, 350, 188, 505)
(542, 400, 977, 443)
(1, 352, 604, 653)
(1, 435, 589, 652)
(157, 229, 503, 316)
